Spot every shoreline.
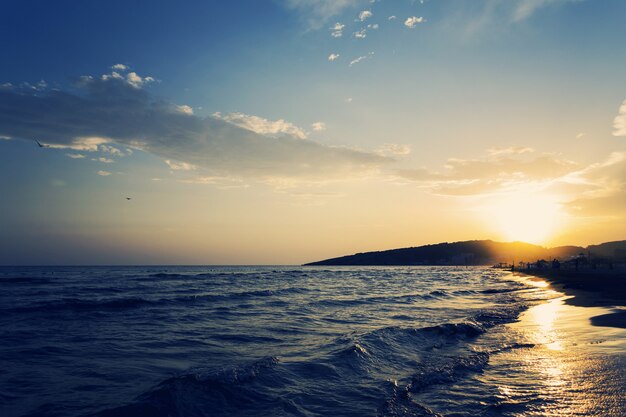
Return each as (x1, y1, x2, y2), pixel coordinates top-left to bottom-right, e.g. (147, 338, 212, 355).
(515, 268, 626, 329)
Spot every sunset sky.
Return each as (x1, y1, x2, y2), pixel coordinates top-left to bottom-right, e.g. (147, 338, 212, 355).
(1, 0, 625, 264)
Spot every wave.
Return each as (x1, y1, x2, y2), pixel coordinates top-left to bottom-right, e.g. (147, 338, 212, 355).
(88, 357, 307, 417)
(408, 351, 490, 392)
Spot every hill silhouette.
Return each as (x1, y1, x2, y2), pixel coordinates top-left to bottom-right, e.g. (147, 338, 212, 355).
(304, 240, 626, 266)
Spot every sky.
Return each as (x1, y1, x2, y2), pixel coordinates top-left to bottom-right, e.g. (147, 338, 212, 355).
(0, 0, 625, 265)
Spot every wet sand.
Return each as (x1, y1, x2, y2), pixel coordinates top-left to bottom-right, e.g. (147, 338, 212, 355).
(516, 268, 626, 329)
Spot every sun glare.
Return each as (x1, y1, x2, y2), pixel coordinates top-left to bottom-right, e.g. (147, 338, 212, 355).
(481, 193, 564, 244)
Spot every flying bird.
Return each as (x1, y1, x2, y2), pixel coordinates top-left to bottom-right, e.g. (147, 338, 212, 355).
(126, 197, 132, 200)
(35, 140, 49, 148)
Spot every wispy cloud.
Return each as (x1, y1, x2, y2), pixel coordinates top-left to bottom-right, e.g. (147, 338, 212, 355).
(213, 112, 308, 139)
(396, 149, 579, 196)
(328, 53, 340, 61)
(165, 160, 196, 171)
(349, 52, 374, 66)
(97, 170, 112, 176)
(0, 68, 389, 181)
(613, 99, 626, 136)
(281, 0, 366, 28)
(66, 153, 85, 159)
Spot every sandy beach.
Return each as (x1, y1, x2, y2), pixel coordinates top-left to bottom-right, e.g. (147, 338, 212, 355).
(516, 269, 626, 329)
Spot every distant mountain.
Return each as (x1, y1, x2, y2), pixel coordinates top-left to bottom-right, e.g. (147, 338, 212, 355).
(304, 240, 626, 266)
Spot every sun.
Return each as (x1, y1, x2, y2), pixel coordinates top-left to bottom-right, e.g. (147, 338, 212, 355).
(480, 192, 565, 244)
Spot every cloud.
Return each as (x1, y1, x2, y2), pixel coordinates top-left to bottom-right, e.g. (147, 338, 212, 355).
(378, 143, 411, 156)
(213, 111, 308, 139)
(367, 23, 379, 29)
(562, 152, 626, 218)
(46, 137, 110, 151)
(486, 146, 534, 156)
(576, 132, 586, 139)
(311, 122, 327, 131)
(281, 0, 365, 28)
(353, 28, 367, 38)
(111, 64, 129, 71)
(513, 0, 579, 21)
(328, 53, 340, 61)
(330, 22, 345, 37)
(613, 99, 626, 136)
(176, 104, 194, 115)
(165, 159, 196, 171)
(349, 52, 374, 66)
(98, 69, 155, 89)
(94, 157, 114, 163)
(358, 10, 372, 21)
(0, 69, 389, 181)
(97, 170, 112, 176)
(404, 16, 425, 28)
(396, 149, 579, 196)
(66, 153, 85, 159)
(388, 15, 397, 20)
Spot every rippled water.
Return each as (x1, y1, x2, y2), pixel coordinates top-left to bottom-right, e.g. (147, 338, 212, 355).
(0, 266, 624, 416)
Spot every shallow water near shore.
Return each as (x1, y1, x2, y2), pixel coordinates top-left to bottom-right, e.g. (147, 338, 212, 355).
(1, 266, 625, 416)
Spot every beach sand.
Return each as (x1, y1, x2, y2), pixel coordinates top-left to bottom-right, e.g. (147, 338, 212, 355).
(516, 269, 626, 329)
(482, 274, 626, 415)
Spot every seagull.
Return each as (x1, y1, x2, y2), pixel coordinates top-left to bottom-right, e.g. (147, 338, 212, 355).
(126, 197, 132, 200)
(35, 140, 49, 148)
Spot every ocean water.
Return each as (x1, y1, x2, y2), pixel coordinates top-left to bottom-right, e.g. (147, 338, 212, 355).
(1, 266, 625, 417)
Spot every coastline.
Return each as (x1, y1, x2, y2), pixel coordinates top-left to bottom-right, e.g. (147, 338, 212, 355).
(515, 268, 626, 329)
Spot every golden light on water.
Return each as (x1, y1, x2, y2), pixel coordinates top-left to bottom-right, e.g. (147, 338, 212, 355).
(529, 298, 564, 351)
(481, 193, 565, 244)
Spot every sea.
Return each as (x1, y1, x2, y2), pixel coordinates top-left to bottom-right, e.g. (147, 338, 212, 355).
(1, 266, 625, 417)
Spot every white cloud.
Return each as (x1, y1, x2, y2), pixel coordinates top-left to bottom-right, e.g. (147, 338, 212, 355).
(101, 70, 155, 89)
(576, 132, 586, 139)
(330, 22, 345, 37)
(66, 153, 85, 159)
(311, 122, 327, 131)
(176, 104, 194, 115)
(213, 112, 308, 139)
(47, 137, 111, 151)
(612, 99, 626, 136)
(353, 28, 367, 38)
(100, 145, 126, 156)
(94, 157, 114, 163)
(349, 52, 374, 67)
(97, 170, 112, 176)
(358, 10, 372, 21)
(388, 15, 397, 20)
(0, 71, 390, 181)
(328, 53, 340, 61)
(404, 16, 425, 28)
(111, 64, 129, 71)
(165, 159, 196, 171)
(368, 23, 379, 29)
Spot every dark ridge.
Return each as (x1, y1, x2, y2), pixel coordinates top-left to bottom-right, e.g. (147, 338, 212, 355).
(304, 239, 626, 266)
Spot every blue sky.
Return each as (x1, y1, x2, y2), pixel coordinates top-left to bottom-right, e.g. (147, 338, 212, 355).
(1, 0, 625, 264)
